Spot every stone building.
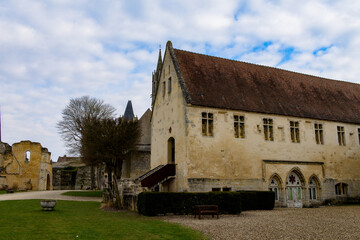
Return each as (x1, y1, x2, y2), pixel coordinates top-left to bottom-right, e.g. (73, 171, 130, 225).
(52, 156, 105, 190)
(147, 41, 360, 207)
(53, 101, 151, 190)
(0, 140, 52, 191)
(122, 108, 151, 179)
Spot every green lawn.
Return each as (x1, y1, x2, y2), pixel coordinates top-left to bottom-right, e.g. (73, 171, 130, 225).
(0, 190, 6, 194)
(61, 190, 104, 197)
(0, 200, 206, 240)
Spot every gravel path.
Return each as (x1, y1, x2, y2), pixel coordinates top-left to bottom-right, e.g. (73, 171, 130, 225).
(162, 206, 360, 240)
(0, 190, 102, 202)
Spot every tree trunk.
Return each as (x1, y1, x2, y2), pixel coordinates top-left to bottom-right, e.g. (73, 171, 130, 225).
(113, 177, 122, 209)
(90, 165, 96, 190)
(96, 163, 103, 190)
(107, 166, 113, 190)
(112, 158, 124, 209)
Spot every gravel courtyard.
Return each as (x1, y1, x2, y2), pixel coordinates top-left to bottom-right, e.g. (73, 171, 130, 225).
(162, 206, 360, 240)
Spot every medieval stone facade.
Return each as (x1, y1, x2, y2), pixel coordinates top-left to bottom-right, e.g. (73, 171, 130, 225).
(0, 140, 52, 191)
(150, 41, 360, 207)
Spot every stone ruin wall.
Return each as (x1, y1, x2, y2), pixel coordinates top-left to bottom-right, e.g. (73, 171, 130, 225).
(0, 141, 52, 191)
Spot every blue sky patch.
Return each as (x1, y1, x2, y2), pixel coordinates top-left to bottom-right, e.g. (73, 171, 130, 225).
(313, 45, 333, 56)
(277, 47, 296, 65)
(252, 41, 273, 52)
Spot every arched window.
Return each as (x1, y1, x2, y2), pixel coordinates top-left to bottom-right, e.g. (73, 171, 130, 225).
(335, 183, 348, 195)
(269, 177, 279, 201)
(25, 151, 31, 162)
(309, 178, 317, 200)
(168, 137, 175, 164)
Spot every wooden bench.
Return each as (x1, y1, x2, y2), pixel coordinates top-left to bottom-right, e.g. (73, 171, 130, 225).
(194, 205, 219, 219)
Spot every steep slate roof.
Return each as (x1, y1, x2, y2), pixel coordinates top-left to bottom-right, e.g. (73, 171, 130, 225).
(170, 45, 360, 124)
(123, 100, 135, 120)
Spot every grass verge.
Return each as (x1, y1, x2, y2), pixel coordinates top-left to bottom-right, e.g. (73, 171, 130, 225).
(0, 200, 206, 240)
(61, 190, 103, 197)
(0, 190, 7, 194)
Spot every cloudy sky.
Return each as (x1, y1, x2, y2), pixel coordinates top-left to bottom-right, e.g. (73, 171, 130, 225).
(1, 0, 360, 160)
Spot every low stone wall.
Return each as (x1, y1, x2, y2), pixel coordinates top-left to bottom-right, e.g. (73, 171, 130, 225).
(118, 179, 146, 211)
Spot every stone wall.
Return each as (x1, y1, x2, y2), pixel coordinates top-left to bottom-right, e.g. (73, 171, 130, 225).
(150, 43, 360, 207)
(117, 179, 145, 211)
(53, 163, 106, 190)
(0, 140, 52, 190)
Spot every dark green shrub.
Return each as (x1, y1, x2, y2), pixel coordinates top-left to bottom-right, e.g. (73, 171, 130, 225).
(138, 192, 242, 216)
(237, 191, 275, 210)
(138, 190, 274, 216)
(256, 191, 275, 210)
(237, 191, 258, 210)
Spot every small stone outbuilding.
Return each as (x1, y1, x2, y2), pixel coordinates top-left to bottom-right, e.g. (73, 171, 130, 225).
(52, 156, 105, 190)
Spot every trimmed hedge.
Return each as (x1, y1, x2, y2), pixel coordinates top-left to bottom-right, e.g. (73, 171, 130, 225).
(138, 192, 242, 216)
(137, 191, 275, 216)
(237, 191, 275, 211)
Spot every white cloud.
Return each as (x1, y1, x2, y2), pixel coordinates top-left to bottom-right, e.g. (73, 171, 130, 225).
(1, 0, 360, 159)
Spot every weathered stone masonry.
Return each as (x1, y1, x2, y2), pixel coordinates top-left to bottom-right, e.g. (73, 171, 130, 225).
(0, 140, 52, 191)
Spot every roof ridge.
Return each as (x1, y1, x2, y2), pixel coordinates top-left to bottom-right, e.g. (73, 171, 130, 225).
(173, 48, 359, 86)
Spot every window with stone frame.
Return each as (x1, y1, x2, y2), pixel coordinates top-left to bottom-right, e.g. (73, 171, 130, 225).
(315, 123, 324, 144)
(337, 126, 346, 146)
(263, 118, 274, 141)
(335, 183, 348, 195)
(202, 112, 214, 136)
(290, 121, 300, 143)
(269, 178, 279, 201)
(309, 178, 317, 200)
(234, 115, 245, 138)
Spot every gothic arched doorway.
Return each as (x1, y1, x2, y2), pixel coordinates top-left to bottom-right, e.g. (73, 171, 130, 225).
(46, 174, 51, 190)
(168, 137, 175, 164)
(286, 170, 304, 208)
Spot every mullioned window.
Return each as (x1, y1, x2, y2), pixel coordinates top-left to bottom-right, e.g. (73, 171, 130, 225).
(202, 112, 213, 136)
(234, 115, 245, 138)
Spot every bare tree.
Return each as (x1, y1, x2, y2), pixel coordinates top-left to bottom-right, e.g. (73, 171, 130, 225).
(81, 117, 140, 208)
(57, 96, 116, 156)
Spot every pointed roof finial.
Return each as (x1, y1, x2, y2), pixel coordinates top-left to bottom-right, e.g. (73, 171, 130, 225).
(123, 100, 135, 120)
(158, 47, 162, 63)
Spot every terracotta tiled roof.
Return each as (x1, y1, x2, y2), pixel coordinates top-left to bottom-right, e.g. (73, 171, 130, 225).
(171, 47, 360, 124)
